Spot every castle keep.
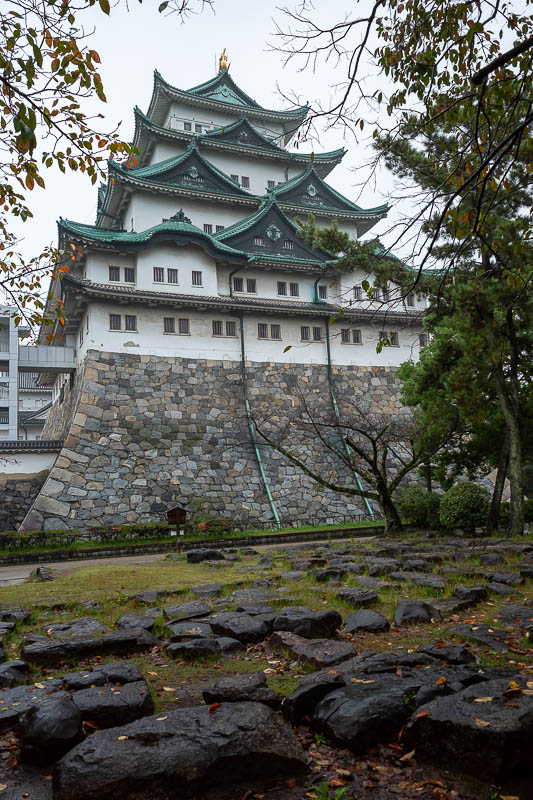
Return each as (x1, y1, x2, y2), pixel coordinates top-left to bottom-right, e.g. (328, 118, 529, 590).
(19, 56, 426, 531)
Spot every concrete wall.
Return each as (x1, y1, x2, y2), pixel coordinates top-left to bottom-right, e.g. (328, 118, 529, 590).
(22, 350, 411, 531)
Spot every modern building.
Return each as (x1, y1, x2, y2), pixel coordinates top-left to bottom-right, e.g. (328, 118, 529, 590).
(17, 56, 427, 532)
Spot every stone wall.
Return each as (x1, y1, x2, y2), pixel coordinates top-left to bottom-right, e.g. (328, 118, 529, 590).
(21, 350, 408, 531)
(0, 473, 49, 532)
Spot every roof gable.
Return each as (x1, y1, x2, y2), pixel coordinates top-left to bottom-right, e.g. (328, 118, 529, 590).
(215, 198, 332, 264)
(201, 116, 284, 153)
(187, 70, 261, 109)
(112, 143, 250, 198)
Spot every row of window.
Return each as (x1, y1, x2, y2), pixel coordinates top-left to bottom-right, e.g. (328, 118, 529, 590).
(353, 285, 416, 306)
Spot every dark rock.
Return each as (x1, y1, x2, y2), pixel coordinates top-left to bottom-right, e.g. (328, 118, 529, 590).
(166, 637, 244, 659)
(415, 642, 475, 665)
(36, 567, 53, 582)
(405, 676, 533, 783)
(210, 612, 268, 643)
(0, 681, 65, 728)
(62, 661, 143, 690)
(0, 659, 31, 688)
(479, 553, 501, 566)
(0, 608, 31, 623)
(354, 576, 390, 590)
(20, 695, 82, 765)
(487, 581, 516, 596)
(282, 675, 344, 724)
(270, 631, 354, 669)
(202, 673, 281, 708)
(402, 559, 432, 572)
(163, 600, 211, 622)
(127, 591, 166, 605)
(116, 614, 156, 632)
(72, 680, 154, 728)
(453, 586, 488, 605)
(344, 610, 390, 634)
(367, 559, 401, 576)
(53, 702, 307, 800)
(280, 571, 305, 581)
(258, 555, 274, 567)
(450, 623, 509, 652)
(272, 607, 342, 639)
(44, 618, 108, 638)
(80, 601, 103, 612)
(496, 604, 533, 627)
(337, 588, 378, 608)
(191, 583, 222, 598)
(432, 598, 473, 616)
(187, 548, 225, 563)
(167, 621, 213, 641)
(21, 629, 159, 666)
(394, 600, 442, 626)
(314, 568, 348, 582)
(234, 604, 275, 615)
(486, 571, 524, 586)
(390, 572, 446, 590)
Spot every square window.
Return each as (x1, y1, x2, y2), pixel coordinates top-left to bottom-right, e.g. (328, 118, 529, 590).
(203, 223, 213, 234)
(277, 281, 287, 296)
(192, 270, 202, 286)
(353, 285, 362, 301)
(226, 321, 237, 337)
(125, 315, 137, 332)
(267, 180, 275, 189)
(167, 268, 179, 284)
(233, 277, 244, 292)
(109, 266, 120, 282)
(195, 124, 202, 133)
(124, 267, 135, 283)
(153, 267, 164, 283)
(253, 236, 264, 246)
(216, 225, 225, 232)
(312, 326, 322, 341)
(289, 282, 299, 297)
(246, 278, 257, 293)
(407, 293, 415, 307)
(230, 174, 239, 183)
(300, 326, 310, 341)
(283, 239, 294, 250)
(183, 122, 192, 131)
(258, 323, 268, 339)
(178, 318, 190, 335)
(318, 285, 327, 299)
(270, 324, 281, 340)
(109, 314, 121, 331)
(212, 320, 223, 336)
(241, 176, 250, 188)
(341, 328, 350, 343)
(164, 317, 175, 334)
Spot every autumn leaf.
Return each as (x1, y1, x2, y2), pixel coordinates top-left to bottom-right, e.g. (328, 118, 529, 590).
(473, 718, 490, 727)
(415, 710, 430, 718)
(209, 703, 221, 713)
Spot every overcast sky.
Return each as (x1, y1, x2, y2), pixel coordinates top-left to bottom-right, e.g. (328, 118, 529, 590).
(12, 0, 395, 270)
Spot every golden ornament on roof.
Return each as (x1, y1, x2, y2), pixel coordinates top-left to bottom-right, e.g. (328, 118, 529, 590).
(218, 48, 229, 72)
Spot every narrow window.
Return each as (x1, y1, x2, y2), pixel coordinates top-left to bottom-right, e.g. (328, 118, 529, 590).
(246, 278, 257, 294)
(212, 320, 223, 336)
(230, 173, 239, 183)
(164, 317, 175, 334)
(419, 333, 428, 347)
(258, 323, 268, 339)
(318, 285, 327, 299)
(312, 326, 322, 341)
(167, 268, 179, 284)
(300, 326, 310, 341)
(353, 285, 362, 301)
(203, 223, 213, 234)
(374, 287, 381, 301)
(183, 122, 192, 131)
(283, 239, 294, 250)
(216, 225, 225, 232)
(253, 236, 264, 246)
(178, 318, 190, 335)
(86, 316, 89, 334)
(109, 266, 120, 282)
(125, 315, 137, 332)
(124, 267, 135, 283)
(195, 123, 202, 133)
(390, 331, 399, 346)
(289, 282, 299, 297)
(233, 277, 244, 292)
(109, 314, 121, 331)
(226, 321, 237, 337)
(341, 328, 350, 343)
(79, 327, 84, 345)
(192, 270, 203, 286)
(270, 324, 281, 340)
(407, 293, 415, 307)
(241, 176, 250, 188)
(277, 281, 287, 296)
(352, 329, 362, 344)
(153, 267, 164, 282)
(267, 180, 275, 189)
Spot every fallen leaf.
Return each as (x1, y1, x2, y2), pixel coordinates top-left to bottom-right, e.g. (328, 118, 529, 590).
(162, 687, 176, 692)
(415, 710, 430, 718)
(473, 697, 493, 703)
(209, 703, 221, 714)
(148, 671, 158, 676)
(117, 735, 128, 741)
(287, 778, 297, 788)
(473, 718, 490, 727)
(399, 749, 416, 762)
(34, 683, 45, 689)
(156, 716, 167, 721)
(435, 676, 447, 686)
(351, 678, 375, 684)
(0, 785, 6, 792)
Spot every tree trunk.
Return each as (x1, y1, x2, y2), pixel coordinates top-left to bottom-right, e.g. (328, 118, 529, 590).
(379, 489, 403, 533)
(425, 463, 432, 493)
(486, 431, 510, 536)
(495, 374, 524, 536)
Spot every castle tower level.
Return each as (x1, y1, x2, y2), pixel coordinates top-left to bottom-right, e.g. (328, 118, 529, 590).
(21, 56, 426, 532)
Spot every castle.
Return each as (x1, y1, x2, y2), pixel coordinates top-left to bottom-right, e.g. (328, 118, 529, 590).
(15, 56, 426, 532)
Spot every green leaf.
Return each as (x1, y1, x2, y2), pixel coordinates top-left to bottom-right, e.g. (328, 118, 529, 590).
(99, 0, 110, 14)
(158, 1, 168, 10)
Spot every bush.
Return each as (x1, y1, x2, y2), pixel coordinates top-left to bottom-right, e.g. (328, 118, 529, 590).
(439, 482, 490, 532)
(190, 517, 233, 537)
(395, 487, 441, 528)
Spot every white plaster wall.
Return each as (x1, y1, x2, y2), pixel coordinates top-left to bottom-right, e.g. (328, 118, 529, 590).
(1, 451, 57, 474)
(135, 244, 218, 293)
(203, 151, 302, 196)
(165, 101, 286, 143)
(85, 252, 135, 284)
(217, 265, 333, 303)
(124, 192, 248, 234)
(150, 141, 187, 164)
(75, 301, 423, 367)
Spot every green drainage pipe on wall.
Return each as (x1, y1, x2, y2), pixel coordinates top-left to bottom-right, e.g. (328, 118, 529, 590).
(324, 319, 375, 520)
(238, 314, 281, 528)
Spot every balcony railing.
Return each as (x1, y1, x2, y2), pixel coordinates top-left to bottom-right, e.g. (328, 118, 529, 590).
(18, 345, 76, 373)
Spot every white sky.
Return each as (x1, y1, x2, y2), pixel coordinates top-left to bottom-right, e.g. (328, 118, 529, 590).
(13, 0, 395, 268)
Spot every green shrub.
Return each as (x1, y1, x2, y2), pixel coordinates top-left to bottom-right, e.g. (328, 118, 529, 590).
(190, 517, 233, 537)
(395, 487, 441, 528)
(499, 498, 533, 528)
(439, 482, 490, 532)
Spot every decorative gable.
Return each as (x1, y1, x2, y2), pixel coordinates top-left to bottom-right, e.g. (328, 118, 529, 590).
(202, 116, 283, 152)
(271, 166, 362, 213)
(187, 70, 261, 109)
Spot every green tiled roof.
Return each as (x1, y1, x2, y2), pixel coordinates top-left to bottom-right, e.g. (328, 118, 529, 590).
(201, 115, 286, 153)
(58, 213, 248, 260)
